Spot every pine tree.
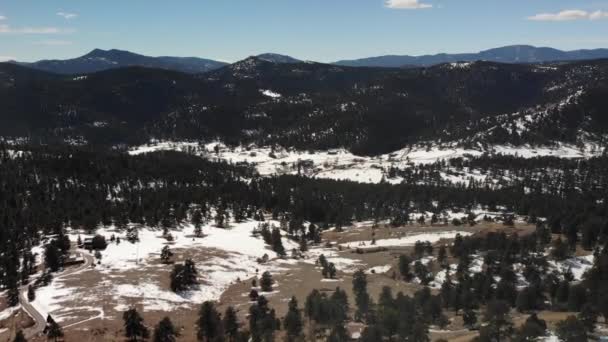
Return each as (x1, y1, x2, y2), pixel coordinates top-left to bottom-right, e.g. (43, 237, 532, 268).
(153, 317, 178, 342)
(438, 245, 447, 266)
(170, 259, 198, 292)
(360, 325, 382, 342)
(45, 315, 64, 342)
(482, 300, 513, 341)
(13, 330, 26, 342)
(249, 296, 278, 342)
(271, 227, 286, 257)
(352, 269, 370, 321)
(399, 254, 413, 281)
(513, 313, 547, 342)
(192, 209, 204, 237)
(260, 271, 273, 292)
(27, 285, 35, 302)
(6, 278, 19, 307)
(198, 301, 222, 342)
(556, 316, 587, 342)
(160, 246, 173, 264)
(223, 306, 239, 342)
(326, 323, 348, 342)
(578, 304, 598, 333)
(284, 297, 303, 341)
(123, 308, 150, 342)
(463, 308, 477, 329)
(44, 242, 62, 272)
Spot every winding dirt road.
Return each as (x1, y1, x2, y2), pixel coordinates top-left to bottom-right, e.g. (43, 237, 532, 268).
(19, 251, 94, 339)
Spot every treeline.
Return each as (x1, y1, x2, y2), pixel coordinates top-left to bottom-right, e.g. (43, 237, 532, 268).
(1, 144, 608, 302)
(388, 154, 608, 197)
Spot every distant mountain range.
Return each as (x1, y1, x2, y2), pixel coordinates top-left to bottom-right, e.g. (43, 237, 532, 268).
(334, 45, 608, 68)
(2, 54, 608, 154)
(13, 49, 230, 74)
(10, 45, 608, 76)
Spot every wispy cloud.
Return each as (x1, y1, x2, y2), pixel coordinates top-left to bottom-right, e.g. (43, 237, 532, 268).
(528, 9, 608, 21)
(385, 0, 432, 10)
(0, 56, 16, 62)
(34, 39, 73, 46)
(0, 24, 73, 34)
(57, 11, 78, 20)
(0, 15, 7, 20)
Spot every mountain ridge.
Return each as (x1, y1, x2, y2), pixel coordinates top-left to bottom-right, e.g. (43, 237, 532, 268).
(13, 48, 229, 75)
(2, 57, 607, 155)
(334, 45, 608, 68)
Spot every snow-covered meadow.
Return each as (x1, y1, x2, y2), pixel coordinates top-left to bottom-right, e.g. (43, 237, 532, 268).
(19, 219, 481, 324)
(128, 140, 605, 186)
(28, 220, 301, 323)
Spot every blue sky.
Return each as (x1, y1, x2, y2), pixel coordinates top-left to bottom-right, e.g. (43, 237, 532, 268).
(1, 0, 608, 62)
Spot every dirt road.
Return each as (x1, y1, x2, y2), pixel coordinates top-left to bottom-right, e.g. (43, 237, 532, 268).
(19, 251, 94, 339)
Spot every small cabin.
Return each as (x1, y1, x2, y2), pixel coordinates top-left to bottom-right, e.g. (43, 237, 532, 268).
(64, 254, 85, 266)
(81, 238, 94, 250)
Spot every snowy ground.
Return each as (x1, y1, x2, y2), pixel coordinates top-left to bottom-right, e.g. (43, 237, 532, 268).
(21, 220, 480, 324)
(28, 220, 301, 323)
(340, 231, 472, 249)
(128, 140, 606, 186)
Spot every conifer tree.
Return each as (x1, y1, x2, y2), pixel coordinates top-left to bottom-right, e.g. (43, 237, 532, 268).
(260, 271, 273, 292)
(13, 330, 26, 342)
(160, 246, 173, 264)
(223, 306, 239, 342)
(399, 254, 413, 281)
(352, 269, 370, 321)
(123, 308, 150, 342)
(556, 316, 587, 342)
(27, 285, 35, 302)
(153, 317, 178, 342)
(45, 315, 64, 342)
(198, 301, 222, 342)
(284, 297, 303, 341)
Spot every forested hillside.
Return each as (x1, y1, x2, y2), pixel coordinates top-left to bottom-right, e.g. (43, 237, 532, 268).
(1, 58, 607, 155)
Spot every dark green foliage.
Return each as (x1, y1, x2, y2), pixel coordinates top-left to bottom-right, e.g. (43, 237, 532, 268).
(91, 235, 108, 250)
(198, 301, 223, 342)
(513, 313, 547, 342)
(44, 241, 63, 272)
(170, 259, 198, 293)
(223, 306, 239, 341)
(44, 315, 64, 342)
(398, 254, 413, 281)
(13, 330, 26, 342)
(160, 246, 173, 264)
(463, 309, 477, 329)
(481, 300, 513, 342)
(27, 285, 35, 302)
(352, 270, 371, 321)
(249, 296, 279, 342)
(153, 317, 178, 342)
(260, 271, 273, 292)
(556, 316, 588, 342)
(123, 308, 149, 342)
(284, 297, 303, 341)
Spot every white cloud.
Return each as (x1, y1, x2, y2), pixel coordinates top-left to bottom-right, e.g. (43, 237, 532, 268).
(590, 10, 608, 20)
(34, 39, 73, 46)
(0, 24, 72, 34)
(385, 0, 432, 10)
(57, 11, 78, 20)
(528, 9, 608, 21)
(0, 15, 7, 20)
(0, 56, 16, 62)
